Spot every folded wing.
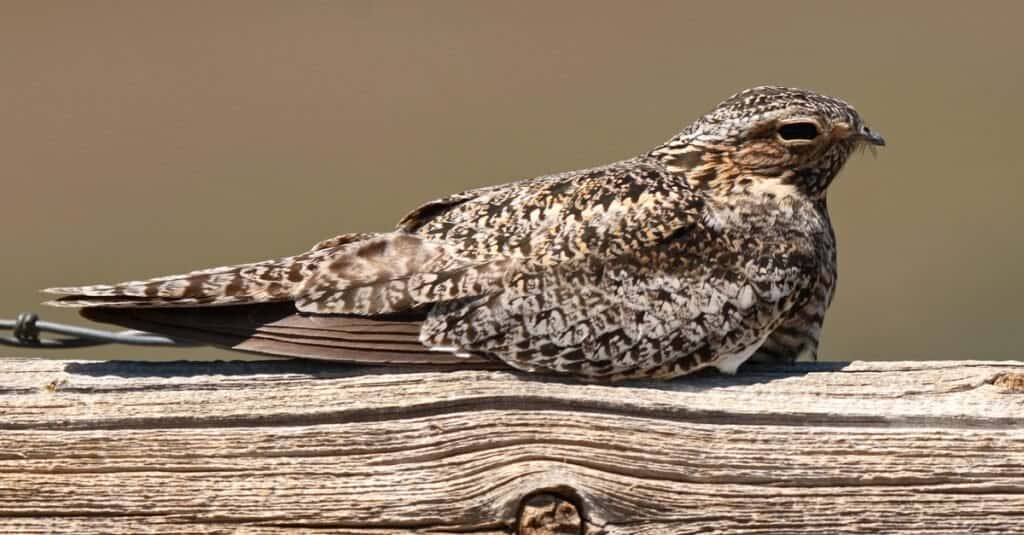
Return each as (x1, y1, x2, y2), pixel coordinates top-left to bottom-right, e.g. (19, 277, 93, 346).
(43, 158, 814, 378)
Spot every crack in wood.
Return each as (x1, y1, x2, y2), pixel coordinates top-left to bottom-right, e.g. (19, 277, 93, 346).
(5, 394, 1023, 432)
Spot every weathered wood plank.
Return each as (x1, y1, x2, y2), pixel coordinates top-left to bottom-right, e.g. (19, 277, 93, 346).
(1, 358, 1022, 534)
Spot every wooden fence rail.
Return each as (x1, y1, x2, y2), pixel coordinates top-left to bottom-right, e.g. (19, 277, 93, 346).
(1, 358, 1023, 534)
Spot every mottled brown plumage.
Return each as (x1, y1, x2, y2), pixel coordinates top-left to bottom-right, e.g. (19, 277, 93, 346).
(45, 86, 884, 380)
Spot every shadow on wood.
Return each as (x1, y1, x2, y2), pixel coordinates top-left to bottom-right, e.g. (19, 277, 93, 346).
(1, 358, 1022, 533)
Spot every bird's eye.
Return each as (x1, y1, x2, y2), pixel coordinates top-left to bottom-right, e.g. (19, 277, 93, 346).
(777, 122, 821, 142)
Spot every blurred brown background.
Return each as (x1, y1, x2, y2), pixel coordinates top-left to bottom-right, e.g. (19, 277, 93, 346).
(1, 1, 1021, 362)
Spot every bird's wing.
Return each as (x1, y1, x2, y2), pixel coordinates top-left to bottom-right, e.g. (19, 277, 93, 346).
(294, 158, 813, 377)
(293, 159, 705, 316)
(45, 159, 692, 312)
(395, 183, 509, 232)
(44, 158, 813, 375)
(402, 159, 706, 259)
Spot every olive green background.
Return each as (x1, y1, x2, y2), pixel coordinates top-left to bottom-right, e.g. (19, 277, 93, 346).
(2, 1, 1021, 362)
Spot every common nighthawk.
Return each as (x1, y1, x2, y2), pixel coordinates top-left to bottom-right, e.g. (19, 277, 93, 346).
(45, 86, 884, 380)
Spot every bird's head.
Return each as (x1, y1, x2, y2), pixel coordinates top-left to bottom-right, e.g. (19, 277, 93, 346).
(651, 86, 884, 199)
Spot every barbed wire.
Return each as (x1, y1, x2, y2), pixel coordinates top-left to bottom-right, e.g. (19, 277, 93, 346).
(0, 312, 198, 349)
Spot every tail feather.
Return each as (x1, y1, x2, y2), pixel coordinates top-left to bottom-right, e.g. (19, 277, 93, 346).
(40, 231, 506, 367)
(80, 304, 496, 367)
(40, 232, 477, 310)
(43, 247, 342, 308)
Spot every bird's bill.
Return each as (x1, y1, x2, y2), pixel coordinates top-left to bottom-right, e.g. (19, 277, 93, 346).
(858, 127, 886, 146)
(831, 122, 886, 147)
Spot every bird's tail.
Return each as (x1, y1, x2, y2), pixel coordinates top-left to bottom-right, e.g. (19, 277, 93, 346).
(41, 233, 376, 308)
(76, 303, 496, 367)
(43, 254, 313, 308)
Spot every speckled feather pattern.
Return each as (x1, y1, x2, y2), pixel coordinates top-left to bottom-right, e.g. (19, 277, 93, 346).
(45, 86, 882, 380)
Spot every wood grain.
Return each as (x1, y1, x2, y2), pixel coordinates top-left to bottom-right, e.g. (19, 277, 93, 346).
(1, 358, 1022, 534)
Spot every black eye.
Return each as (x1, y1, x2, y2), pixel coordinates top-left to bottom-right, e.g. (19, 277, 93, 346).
(777, 122, 820, 142)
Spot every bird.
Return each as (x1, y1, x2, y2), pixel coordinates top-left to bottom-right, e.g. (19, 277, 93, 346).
(44, 86, 885, 381)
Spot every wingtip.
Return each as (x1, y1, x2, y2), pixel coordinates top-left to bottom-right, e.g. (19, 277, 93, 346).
(41, 293, 125, 308)
(42, 298, 82, 308)
(41, 283, 123, 297)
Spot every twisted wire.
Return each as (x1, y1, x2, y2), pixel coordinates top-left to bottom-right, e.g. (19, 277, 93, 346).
(0, 312, 197, 349)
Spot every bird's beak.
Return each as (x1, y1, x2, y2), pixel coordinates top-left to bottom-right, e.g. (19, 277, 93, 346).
(858, 126, 886, 146)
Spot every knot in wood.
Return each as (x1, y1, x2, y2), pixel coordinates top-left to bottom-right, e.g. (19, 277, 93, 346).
(517, 493, 582, 535)
(991, 372, 1024, 393)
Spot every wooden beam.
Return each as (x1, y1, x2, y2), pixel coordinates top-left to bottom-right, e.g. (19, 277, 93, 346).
(1, 358, 1022, 533)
